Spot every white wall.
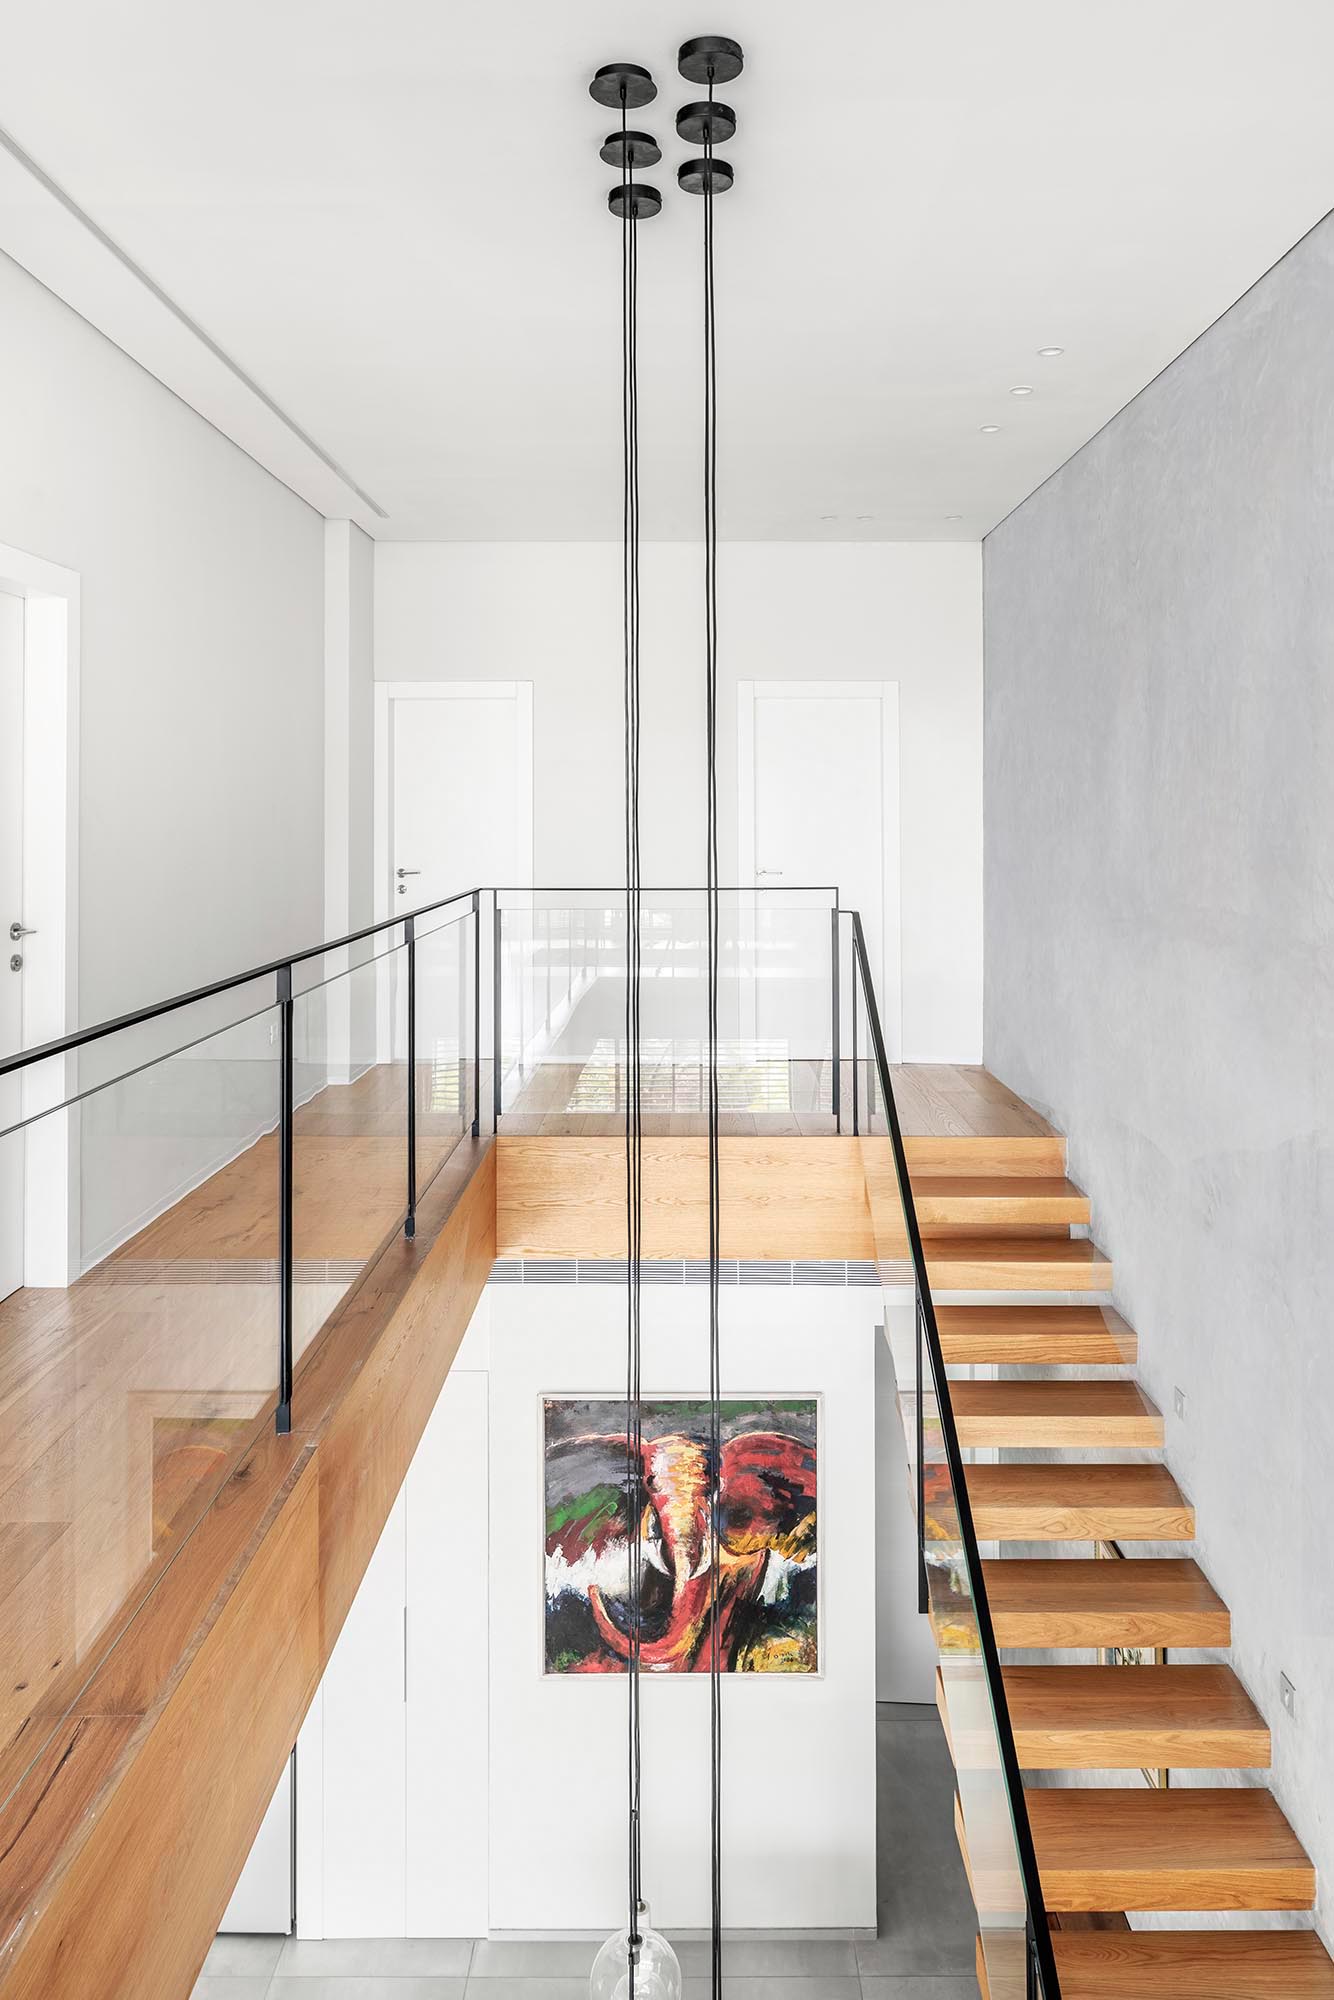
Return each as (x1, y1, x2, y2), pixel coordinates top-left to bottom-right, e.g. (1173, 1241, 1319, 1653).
(0, 247, 329, 1270)
(0, 246, 326, 1028)
(374, 542, 983, 1060)
(323, 520, 377, 1079)
(983, 209, 1334, 1946)
(298, 1281, 880, 1939)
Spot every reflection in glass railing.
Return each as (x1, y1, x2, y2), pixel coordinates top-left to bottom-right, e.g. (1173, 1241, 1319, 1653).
(842, 906, 1061, 1998)
(493, 889, 841, 1124)
(0, 889, 480, 1826)
(564, 1036, 796, 1112)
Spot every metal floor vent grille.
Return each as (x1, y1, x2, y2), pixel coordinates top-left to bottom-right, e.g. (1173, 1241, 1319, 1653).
(489, 1258, 881, 1289)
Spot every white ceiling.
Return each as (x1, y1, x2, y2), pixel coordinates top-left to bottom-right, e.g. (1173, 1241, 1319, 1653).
(4, 0, 1334, 540)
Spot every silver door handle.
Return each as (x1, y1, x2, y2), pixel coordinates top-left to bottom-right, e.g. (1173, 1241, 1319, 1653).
(396, 868, 421, 879)
(756, 868, 783, 878)
(8, 922, 35, 941)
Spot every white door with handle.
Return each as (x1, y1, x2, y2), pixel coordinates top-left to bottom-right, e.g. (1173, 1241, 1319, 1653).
(738, 680, 902, 1063)
(0, 589, 25, 1303)
(376, 682, 533, 918)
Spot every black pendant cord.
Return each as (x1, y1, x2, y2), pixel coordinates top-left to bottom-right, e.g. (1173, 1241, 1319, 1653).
(619, 84, 646, 1987)
(702, 69, 724, 2000)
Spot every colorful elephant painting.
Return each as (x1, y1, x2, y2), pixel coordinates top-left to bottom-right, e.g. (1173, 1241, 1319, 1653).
(543, 1397, 818, 1675)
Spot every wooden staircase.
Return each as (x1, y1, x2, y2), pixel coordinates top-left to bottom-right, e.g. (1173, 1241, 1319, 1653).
(895, 1138, 1334, 1998)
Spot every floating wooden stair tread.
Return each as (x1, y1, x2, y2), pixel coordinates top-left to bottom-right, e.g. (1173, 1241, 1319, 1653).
(999, 1665, 1268, 1769)
(902, 1135, 1067, 1177)
(1052, 1928, 1334, 1997)
(936, 1304, 1136, 1364)
(951, 1379, 1162, 1448)
(923, 1234, 1113, 1291)
(1025, 1787, 1315, 1911)
(982, 1558, 1230, 1649)
(964, 1462, 1194, 1542)
(908, 1176, 1091, 1227)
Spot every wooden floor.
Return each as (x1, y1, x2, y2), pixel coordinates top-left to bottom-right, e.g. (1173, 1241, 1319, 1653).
(501, 1059, 1052, 1138)
(0, 1063, 468, 1818)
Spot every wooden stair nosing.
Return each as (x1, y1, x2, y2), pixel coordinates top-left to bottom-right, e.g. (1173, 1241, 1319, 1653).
(1001, 1664, 1269, 1770)
(923, 1233, 1113, 1292)
(961, 1462, 1195, 1543)
(1051, 1928, 1334, 1997)
(982, 1557, 1230, 1650)
(936, 1303, 1136, 1364)
(951, 1379, 1163, 1449)
(1027, 1787, 1316, 1912)
(938, 1664, 1268, 1772)
(909, 1176, 1091, 1228)
(901, 1135, 1067, 1177)
(956, 1785, 1317, 1917)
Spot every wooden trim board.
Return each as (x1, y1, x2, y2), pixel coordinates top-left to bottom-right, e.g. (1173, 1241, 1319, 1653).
(496, 1135, 877, 1260)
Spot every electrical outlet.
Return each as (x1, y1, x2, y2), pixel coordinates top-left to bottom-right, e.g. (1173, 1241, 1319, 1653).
(1174, 1386, 1187, 1420)
(1281, 1674, 1297, 1720)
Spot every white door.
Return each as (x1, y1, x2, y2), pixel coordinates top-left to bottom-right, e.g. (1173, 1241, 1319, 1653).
(739, 680, 901, 1061)
(0, 589, 25, 1303)
(294, 1371, 489, 1940)
(318, 1493, 408, 1935)
(405, 1370, 489, 1936)
(382, 684, 533, 913)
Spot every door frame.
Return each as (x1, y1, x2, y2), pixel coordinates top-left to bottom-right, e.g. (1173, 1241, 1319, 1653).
(0, 540, 80, 1287)
(373, 681, 534, 926)
(737, 678, 903, 1061)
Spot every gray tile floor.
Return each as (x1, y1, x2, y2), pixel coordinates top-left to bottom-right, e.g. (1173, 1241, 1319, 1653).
(194, 1705, 978, 2000)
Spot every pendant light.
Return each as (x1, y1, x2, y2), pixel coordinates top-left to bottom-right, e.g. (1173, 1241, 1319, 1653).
(587, 58, 681, 2000)
(676, 37, 742, 2000)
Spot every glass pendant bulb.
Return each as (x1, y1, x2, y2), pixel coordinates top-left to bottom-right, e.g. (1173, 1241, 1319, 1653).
(589, 1902, 682, 2000)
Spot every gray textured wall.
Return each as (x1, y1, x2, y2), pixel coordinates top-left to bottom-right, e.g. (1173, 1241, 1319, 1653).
(984, 211, 1334, 1942)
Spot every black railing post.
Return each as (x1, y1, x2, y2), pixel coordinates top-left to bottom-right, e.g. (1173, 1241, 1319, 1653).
(851, 950, 860, 1137)
(472, 891, 481, 1138)
(492, 891, 503, 1131)
(276, 963, 294, 1436)
(830, 906, 841, 1131)
(405, 914, 417, 1239)
(916, 1291, 928, 1613)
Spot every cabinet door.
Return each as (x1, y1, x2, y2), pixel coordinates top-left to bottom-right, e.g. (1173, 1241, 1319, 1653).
(406, 1370, 489, 1936)
(320, 1492, 408, 1936)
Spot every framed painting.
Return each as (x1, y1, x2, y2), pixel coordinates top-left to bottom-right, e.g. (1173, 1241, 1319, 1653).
(543, 1396, 818, 1675)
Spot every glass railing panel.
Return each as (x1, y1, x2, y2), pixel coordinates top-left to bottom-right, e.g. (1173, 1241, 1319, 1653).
(843, 911, 1057, 1998)
(0, 1005, 282, 1813)
(290, 945, 408, 1367)
(414, 908, 476, 1188)
(495, 887, 839, 1127)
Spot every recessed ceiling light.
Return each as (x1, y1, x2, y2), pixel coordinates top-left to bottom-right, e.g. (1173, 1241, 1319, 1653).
(980, 424, 1002, 435)
(819, 513, 838, 521)
(1010, 384, 1034, 397)
(1037, 346, 1065, 358)
(945, 514, 962, 522)
(856, 513, 874, 521)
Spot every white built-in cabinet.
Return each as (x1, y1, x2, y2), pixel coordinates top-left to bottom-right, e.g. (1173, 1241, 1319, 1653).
(294, 1369, 489, 1939)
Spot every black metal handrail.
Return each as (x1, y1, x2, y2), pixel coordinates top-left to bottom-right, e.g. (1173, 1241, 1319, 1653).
(845, 908, 1060, 1999)
(1, 882, 844, 1431)
(0, 884, 840, 1083)
(0, 885, 482, 1081)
